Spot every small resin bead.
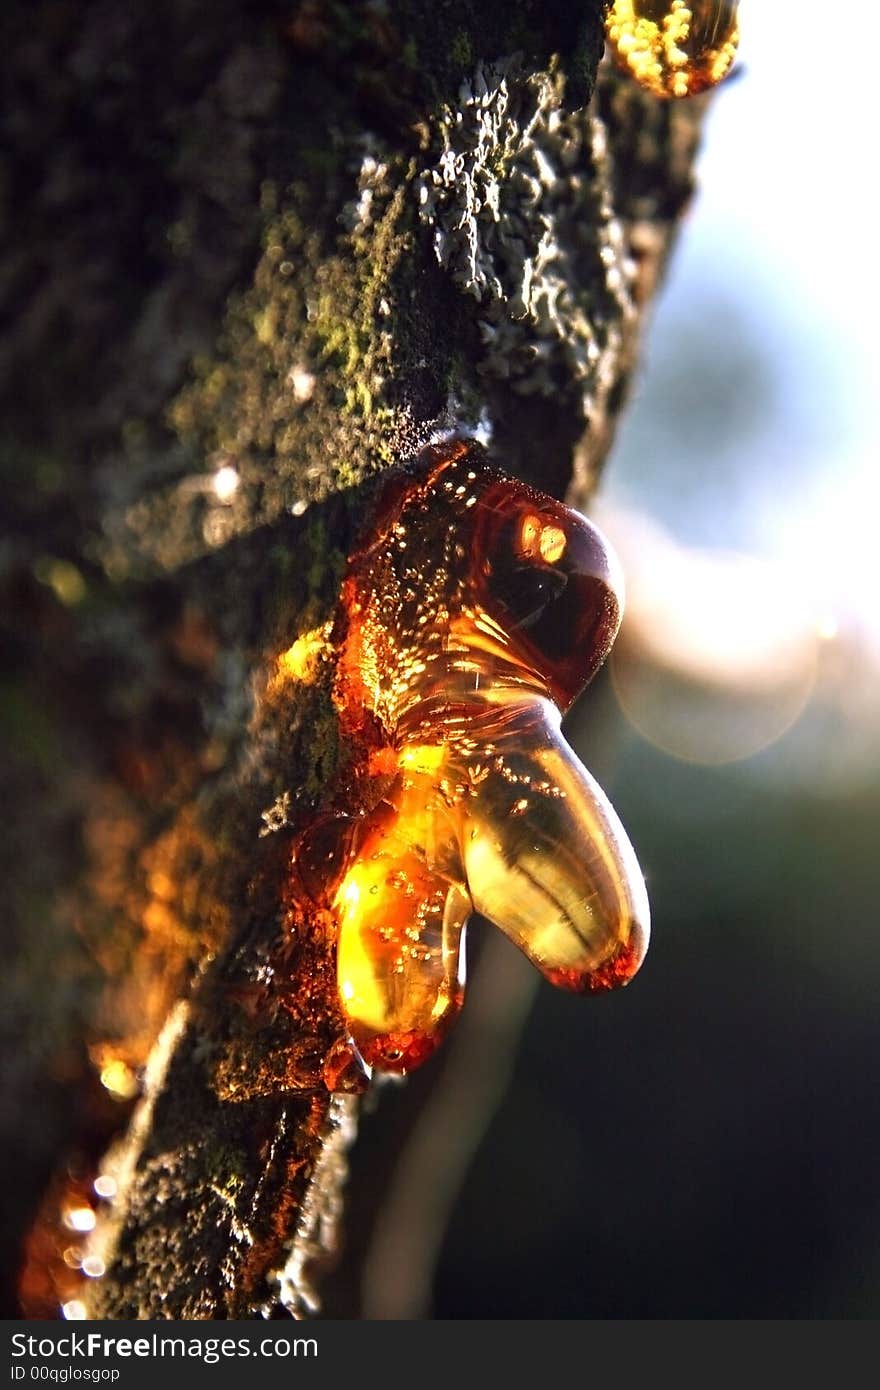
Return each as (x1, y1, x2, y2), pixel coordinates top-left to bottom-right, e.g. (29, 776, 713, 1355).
(605, 0, 740, 99)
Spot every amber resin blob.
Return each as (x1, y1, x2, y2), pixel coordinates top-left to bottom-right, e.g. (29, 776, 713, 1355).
(605, 0, 740, 99)
(302, 440, 650, 1082)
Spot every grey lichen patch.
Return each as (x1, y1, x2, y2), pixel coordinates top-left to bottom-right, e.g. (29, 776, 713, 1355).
(259, 791, 293, 838)
(415, 59, 636, 414)
(81, 1001, 193, 1313)
(268, 1093, 358, 1318)
(84, 990, 337, 1317)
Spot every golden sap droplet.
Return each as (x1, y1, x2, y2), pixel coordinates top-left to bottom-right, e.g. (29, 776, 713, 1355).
(334, 796, 469, 1073)
(605, 0, 740, 99)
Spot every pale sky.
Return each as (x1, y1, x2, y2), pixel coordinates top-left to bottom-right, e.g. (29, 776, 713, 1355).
(606, 0, 880, 655)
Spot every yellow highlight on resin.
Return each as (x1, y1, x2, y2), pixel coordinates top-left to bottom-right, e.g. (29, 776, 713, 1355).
(273, 626, 330, 688)
(399, 744, 446, 775)
(517, 514, 568, 565)
(334, 809, 468, 1070)
(539, 525, 567, 565)
(98, 1057, 140, 1101)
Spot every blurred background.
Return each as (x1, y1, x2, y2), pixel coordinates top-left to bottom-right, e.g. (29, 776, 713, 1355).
(325, 3, 880, 1318)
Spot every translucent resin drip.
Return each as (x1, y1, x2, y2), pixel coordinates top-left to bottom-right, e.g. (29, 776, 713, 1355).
(318, 440, 650, 1078)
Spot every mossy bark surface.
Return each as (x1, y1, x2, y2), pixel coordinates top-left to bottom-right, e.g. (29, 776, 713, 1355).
(1, 0, 706, 1317)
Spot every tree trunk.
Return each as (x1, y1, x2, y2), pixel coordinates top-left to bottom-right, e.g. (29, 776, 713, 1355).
(2, 0, 707, 1318)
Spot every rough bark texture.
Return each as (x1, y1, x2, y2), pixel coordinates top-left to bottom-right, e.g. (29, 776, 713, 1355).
(2, 0, 706, 1318)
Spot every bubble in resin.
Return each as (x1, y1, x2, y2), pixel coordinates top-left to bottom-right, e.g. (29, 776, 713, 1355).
(605, 0, 740, 99)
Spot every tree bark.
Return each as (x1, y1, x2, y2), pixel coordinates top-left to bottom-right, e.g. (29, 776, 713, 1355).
(2, 0, 707, 1318)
